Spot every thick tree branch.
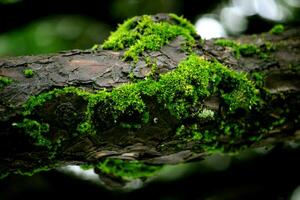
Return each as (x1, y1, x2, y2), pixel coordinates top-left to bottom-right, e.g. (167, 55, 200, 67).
(0, 14, 299, 183)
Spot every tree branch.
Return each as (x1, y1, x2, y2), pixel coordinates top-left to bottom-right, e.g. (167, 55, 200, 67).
(0, 14, 299, 183)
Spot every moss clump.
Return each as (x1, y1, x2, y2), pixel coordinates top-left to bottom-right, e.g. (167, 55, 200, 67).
(23, 87, 91, 116)
(102, 14, 197, 62)
(214, 39, 236, 48)
(156, 54, 260, 114)
(96, 158, 161, 180)
(13, 119, 51, 148)
(269, 24, 284, 35)
(23, 69, 34, 78)
(80, 159, 162, 181)
(214, 39, 274, 59)
(0, 75, 12, 90)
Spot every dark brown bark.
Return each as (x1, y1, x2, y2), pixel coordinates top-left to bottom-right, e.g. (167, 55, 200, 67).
(0, 22, 299, 177)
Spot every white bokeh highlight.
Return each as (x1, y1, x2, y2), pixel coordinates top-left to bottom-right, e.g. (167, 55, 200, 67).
(220, 6, 248, 34)
(195, 16, 226, 39)
(232, 0, 257, 16)
(254, 0, 285, 21)
(291, 185, 300, 200)
(59, 165, 101, 184)
(285, 0, 300, 7)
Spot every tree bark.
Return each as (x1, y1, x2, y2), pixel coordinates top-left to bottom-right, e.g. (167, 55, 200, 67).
(0, 14, 299, 180)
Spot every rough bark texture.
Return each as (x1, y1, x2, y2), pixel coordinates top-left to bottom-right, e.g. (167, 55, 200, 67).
(0, 14, 299, 181)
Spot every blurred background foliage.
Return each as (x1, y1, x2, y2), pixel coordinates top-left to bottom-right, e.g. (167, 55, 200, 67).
(0, 15, 110, 55)
(0, 0, 300, 199)
(0, 0, 299, 57)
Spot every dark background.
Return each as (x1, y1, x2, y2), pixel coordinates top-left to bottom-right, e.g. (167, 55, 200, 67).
(0, 0, 300, 199)
(0, 0, 299, 56)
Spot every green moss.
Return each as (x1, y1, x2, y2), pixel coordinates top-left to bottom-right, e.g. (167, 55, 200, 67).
(102, 14, 196, 62)
(238, 44, 259, 56)
(77, 121, 94, 135)
(23, 69, 34, 78)
(128, 71, 135, 81)
(0, 75, 12, 90)
(15, 165, 52, 176)
(96, 158, 161, 180)
(197, 108, 214, 119)
(214, 39, 236, 48)
(177, 124, 203, 141)
(251, 72, 266, 88)
(269, 24, 284, 35)
(80, 164, 93, 170)
(161, 54, 260, 113)
(23, 86, 91, 116)
(13, 119, 51, 148)
(264, 41, 276, 51)
(80, 159, 162, 181)
(214, 39, 273, 59)
(91, 44, 99, 51)
(0, 172, 9, 179)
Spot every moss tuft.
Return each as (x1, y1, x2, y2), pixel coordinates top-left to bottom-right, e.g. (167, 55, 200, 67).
(13, 119, 51, 147)
(96, 158, 161, 180)
(214, 38, 274, 59)
(102, 14, 197, 62)
(23, 69, 34, 78)
(269, 24, 284, 35)
(0, 75, 12, 90)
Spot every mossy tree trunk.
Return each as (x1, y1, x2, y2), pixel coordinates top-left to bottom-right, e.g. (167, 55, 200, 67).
(0, 14, 299, 183)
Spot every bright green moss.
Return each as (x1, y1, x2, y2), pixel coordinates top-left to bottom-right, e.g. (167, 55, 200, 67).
(0, 75, 12, 90)
(169, 13, 197, 34)
(111, 83, 145, 113)
(145, 57, 158, 78)
(214, 39, 272, 59)
(102, 14, 196, 62)
(269, 24, 284, 35)
(238, 44, 259, 56)
(80, 159, 162, 181)
(23, 86, 91, 116)
(251, 72, 266, 88)
(214, 39, 236, 48)
(198, 108, 214, 119)
(13, 119, 51, 148)
(80, 164, 93, 170)
(23, 69, 34, 78)
(77, 121, 94, 135)
(163, 54, 259, 112)
(96, 158, 161, 180)
(91, 44, 99, 51)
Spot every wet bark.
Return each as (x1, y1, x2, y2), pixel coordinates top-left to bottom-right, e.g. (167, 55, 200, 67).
(0, 20, 299, 176)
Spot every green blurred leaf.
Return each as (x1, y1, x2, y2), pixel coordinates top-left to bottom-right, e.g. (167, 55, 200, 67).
(0, 15, 111, 56)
